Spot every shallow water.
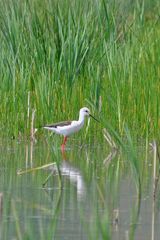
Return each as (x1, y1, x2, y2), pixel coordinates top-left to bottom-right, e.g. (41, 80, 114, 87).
(0, 139, 160, 240)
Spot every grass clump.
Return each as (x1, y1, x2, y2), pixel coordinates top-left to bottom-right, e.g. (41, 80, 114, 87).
(0, 0, 159, 140)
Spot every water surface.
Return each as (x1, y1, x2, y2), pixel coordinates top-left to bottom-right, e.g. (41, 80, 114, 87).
(0, 139, 160, 240)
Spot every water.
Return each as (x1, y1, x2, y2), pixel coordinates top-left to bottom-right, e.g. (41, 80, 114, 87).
(0, 139, 160, 240)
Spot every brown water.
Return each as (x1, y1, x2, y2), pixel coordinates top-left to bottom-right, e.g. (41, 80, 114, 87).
(0, 139, 160, 240)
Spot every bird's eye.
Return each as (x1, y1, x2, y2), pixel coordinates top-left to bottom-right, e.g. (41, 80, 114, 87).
(85, 110, 88, 113)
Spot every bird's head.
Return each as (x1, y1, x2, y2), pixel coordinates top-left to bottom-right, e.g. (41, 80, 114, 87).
(80, 107, 99, 122)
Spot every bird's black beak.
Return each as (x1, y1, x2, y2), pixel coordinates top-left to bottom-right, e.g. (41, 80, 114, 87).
(89, 114, 100, 123)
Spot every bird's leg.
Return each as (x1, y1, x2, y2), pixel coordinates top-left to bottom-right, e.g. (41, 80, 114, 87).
(61, 136, 68, 152)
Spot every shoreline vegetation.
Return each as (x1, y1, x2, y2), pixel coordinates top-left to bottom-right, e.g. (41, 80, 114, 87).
(0, 0, 160, 141)
(0, 2, 160, 239)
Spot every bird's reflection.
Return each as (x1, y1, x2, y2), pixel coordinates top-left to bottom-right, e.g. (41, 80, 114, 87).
(60, 161, 85, 196)
(43, 159, 86, 201)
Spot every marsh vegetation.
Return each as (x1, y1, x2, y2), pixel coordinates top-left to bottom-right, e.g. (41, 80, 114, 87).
(0, 0, 160, 140)
(0, 0, 160, 239)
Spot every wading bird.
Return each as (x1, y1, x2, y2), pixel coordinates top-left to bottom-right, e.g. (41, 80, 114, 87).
(43, 107, 99, 152)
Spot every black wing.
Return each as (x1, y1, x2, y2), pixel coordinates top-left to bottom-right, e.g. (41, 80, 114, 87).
(44, 121, 72, 128)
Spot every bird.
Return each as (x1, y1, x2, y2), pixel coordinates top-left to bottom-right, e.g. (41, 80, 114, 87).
(43, 107, 99, 152)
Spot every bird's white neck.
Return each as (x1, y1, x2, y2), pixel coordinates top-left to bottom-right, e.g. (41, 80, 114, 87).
(78, 113, 86, 124)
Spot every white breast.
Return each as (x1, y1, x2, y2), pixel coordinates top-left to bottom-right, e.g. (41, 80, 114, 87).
(57, 120, 84, 136)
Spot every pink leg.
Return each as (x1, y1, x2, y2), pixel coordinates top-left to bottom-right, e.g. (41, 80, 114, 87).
(61, 136, 68, 152)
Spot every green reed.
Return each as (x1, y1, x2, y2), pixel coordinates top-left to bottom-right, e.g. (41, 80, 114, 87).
(0, 0, 160, 141)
